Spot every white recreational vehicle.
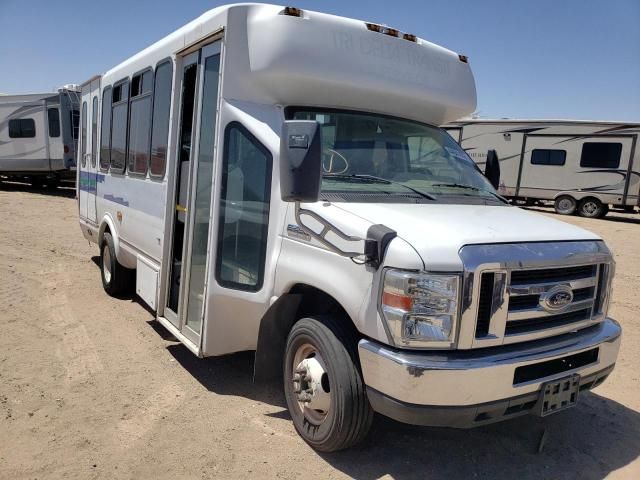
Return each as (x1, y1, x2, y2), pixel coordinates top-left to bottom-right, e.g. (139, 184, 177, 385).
(0, 86, 80, 187)
(443, 119, 640, 217)
(77, 4, 621, 451)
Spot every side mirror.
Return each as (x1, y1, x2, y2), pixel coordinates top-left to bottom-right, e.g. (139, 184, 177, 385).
(280, 120, 322, 202)
(484, 149, 500, 190)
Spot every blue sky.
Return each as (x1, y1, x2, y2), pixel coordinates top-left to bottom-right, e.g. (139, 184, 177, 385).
(0, 0, 638, 121)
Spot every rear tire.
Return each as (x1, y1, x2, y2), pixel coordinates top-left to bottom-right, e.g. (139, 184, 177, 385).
(578, 197, 604, 218)
(100, 232, 131, 296)
(554, 195, 577, 215)
(283, 316, 373, 452)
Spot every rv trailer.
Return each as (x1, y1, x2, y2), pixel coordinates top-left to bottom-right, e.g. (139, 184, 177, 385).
(78, 4, 620, 451)
(0, 86, 80, 187)
(443, 119, 640, 217)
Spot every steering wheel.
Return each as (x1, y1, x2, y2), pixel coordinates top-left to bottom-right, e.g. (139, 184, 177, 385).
(322, 149, 349, 174)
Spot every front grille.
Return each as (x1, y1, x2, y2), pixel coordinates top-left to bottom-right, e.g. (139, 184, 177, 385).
(475, 262, 607, 343)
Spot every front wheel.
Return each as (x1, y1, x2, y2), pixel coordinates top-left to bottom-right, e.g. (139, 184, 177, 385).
(554, 195, 577, 215)
(284, 316, 373, 452)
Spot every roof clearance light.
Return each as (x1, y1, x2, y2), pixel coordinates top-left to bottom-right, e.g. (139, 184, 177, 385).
(384, 27, 399, 37)
(458, 54, 469, 63)
(403, 33, 417, 42)
(283, 6, 302, 17)
(365, 22, 383, 33)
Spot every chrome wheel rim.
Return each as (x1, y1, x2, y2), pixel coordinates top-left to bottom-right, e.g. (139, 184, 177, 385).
(583, 201, 599, 215)
(103, 247, 112, 284)
(558, 198, 573, 211)
(291, 343, 331, 424)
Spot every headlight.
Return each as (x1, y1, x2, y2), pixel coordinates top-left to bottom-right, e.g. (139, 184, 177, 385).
(380, 269, 460, 348)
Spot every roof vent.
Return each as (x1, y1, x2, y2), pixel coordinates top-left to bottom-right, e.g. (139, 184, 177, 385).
(402, 33, 417, 42)
(458, 54, 469, 63)
(365, 22, 384, 33)
(282, 6, 302, 17)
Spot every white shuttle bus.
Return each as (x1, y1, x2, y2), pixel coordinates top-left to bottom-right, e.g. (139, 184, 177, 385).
(0, 87, 80, 187)
(443, 119, 640, 217)
(78, 4, 621, 451)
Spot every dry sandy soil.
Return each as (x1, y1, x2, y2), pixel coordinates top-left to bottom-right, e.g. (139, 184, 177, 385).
(0, 183, 638, 480)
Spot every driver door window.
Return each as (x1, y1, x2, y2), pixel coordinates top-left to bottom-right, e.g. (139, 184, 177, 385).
(216, 123, 272, 292)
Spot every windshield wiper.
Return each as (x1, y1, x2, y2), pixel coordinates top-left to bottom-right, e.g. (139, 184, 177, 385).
(323, 174, 436, 201)
(431, 183, 508, 203)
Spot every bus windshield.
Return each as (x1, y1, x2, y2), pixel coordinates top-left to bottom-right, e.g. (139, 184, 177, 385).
(288, 108, 502, 204)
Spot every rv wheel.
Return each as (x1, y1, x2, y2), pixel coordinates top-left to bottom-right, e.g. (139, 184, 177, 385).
(283, 316, 373, 452)
(554, 196, 577, 215)
(100, 232, 130, 296)
(578, 198, 604, 218)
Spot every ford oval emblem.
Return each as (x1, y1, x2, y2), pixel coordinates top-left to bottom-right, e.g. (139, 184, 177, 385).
(540, 285, 574, 312)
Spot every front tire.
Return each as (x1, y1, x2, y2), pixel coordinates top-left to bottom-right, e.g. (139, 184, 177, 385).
(284, 316, 373, 452)
(554, 195, 577, 215)
(578, 197, 604, 218)
(100, 232, 131, 296)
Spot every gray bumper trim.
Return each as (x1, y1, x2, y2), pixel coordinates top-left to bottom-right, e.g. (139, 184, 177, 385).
(359, 318, 621, 409)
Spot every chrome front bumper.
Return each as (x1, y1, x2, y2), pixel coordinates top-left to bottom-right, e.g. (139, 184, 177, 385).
(358, 318, 621, 428)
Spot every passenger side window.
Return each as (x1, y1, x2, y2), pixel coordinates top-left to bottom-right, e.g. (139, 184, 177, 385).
(47, 108, 60, 137)
(91, 97, 98, 167)
(81, 102, 87, 166)
(531, 149, 566, 166)
(580, 142, 622, 169)
(99, 87, 112, 170)
(110, 80, 129, 173)
(128, 70, 153, 174)
(216, 123, 272, 291)
(9, 118, 36, 138)
(149, 61, 173, 178)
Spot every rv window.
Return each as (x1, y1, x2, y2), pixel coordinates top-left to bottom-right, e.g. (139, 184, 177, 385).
(47, 108, 60, 138)
(91, 96, 98, 167)
(216, 123, 272, 292)
(100, 87, 112, 170)
(531, 149, 566, 166)
(580, 142, 622, 169)
(149, 61, 173, 178)
(8, 118, 36, 138)
(81, 102, 87, 167)
(110, 80, 130, 173)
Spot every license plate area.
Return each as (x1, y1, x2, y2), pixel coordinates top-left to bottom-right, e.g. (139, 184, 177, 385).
(536, 374, 580, 417)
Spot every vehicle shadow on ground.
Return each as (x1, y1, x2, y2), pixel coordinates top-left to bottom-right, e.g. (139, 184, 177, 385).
(523, 206, 640, 225)
(163, 341, 639, 479)
(0, 180, 75, 198)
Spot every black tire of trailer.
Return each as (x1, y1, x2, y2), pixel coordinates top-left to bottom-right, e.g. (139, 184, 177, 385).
(578, 197, 606, 218)
(283, 316, 373, 452)
(100, 232, 132, 296)
(554, 195, 577, 215)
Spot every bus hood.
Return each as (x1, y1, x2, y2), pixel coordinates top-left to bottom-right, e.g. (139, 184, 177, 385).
(328, 203, 601, 271)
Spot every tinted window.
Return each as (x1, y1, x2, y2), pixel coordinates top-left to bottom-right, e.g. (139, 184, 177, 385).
(110, 81, 129, 173)
(8, 118, 36, 138)
(150, 61, 173, 177)
(71, 109, 79, 140)
(47, 108, 60, 137)
(216, 124, 272, 291)
(580, 142, 622, 169)
(128, 71, 153, 174)
(81, 102, 87, 166)
(531, 149, 566, 166)
(91, 96, 98, 166)
(100, 87, 112, 170)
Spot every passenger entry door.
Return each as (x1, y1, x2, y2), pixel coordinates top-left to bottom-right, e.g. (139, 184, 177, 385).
(78, 78, 100, 223)
(164, 42, 222, 346)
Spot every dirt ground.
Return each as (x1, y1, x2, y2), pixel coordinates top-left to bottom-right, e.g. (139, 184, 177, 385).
(0, 183, 638, 480)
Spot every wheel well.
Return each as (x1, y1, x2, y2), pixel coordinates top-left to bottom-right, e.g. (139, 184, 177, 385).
(98, 222, 111, 245)
(253, 284, 357, 382)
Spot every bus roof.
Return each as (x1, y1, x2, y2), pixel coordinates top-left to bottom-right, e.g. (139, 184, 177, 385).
(98, 3, 476, 126)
